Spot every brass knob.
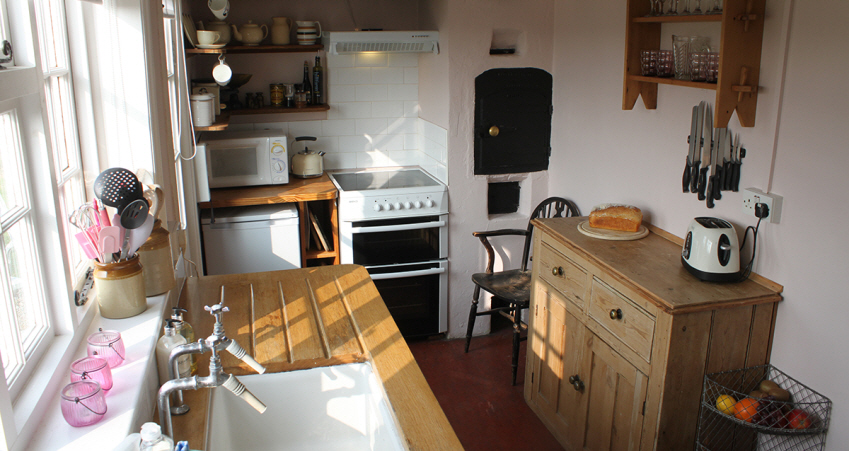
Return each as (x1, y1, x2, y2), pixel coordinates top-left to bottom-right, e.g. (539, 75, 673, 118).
(568, 375, 584, 392)
(552, 266, 563, 276)
(489, 126, 500, 137)
(609, 308, 623, 320)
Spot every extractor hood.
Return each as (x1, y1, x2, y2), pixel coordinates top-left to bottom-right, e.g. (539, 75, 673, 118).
(322, 31, 439, 55)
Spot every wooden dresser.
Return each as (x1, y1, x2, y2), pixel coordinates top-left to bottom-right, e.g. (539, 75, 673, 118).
(524, 217, 782, 450)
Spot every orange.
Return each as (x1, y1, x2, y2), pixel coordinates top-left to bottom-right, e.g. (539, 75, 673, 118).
(733, 398, 759, 423)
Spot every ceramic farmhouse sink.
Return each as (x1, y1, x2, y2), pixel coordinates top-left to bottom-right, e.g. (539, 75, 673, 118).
(205, 363, 405, 451)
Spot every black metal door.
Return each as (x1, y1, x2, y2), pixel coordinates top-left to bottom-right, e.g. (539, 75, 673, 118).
(474, 68, 553, 175)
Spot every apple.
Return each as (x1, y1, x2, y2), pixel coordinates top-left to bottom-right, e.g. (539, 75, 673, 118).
(785, 408, 811, 429)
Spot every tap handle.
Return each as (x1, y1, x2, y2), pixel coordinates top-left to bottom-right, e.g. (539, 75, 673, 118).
(225, 339, 267, 374)
(222, 374, 267, 414)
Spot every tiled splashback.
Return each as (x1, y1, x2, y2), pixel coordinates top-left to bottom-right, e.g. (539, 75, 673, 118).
(228, 53, 448, 185)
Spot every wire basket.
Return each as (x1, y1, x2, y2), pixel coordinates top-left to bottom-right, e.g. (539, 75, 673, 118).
(697, 364, 832, 451)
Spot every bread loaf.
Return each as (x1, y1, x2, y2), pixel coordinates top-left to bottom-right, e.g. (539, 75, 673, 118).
(588, 204, 642, 232)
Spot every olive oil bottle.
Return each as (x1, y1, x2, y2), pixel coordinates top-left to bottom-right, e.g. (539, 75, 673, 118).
(312, 55, 323, 105)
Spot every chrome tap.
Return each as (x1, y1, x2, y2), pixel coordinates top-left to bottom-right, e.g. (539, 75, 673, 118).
(157, 287, 267, 439)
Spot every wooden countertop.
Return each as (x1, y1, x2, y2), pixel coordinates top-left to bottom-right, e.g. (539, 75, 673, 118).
(533, 217, 783, 314)
(198, 173, 337, 209)
(170, 265, 462, 450)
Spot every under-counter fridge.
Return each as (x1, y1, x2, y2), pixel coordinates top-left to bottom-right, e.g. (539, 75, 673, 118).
(201, 204, 301, 275)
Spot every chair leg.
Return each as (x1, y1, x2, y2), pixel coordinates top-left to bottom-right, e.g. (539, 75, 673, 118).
(511, 305, 522, 386)
(465, 286, 481, 353)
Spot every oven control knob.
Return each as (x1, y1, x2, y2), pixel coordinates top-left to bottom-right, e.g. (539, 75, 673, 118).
(271, 144, 286, 155)
(373, 204, 382, 212)
(404, 202, 412, 209)
(394, 202, 402, 210)
(414, 201, 422, 209)
(272, 161, 284, 172)
(425, 199, 435, 208)
(384, 203, 392, 211)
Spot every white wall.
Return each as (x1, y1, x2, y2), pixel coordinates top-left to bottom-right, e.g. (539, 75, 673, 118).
(550, 0, 849, 447)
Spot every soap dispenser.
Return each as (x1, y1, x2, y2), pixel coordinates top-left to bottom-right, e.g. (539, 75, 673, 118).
(155, 319, 190, 386)
(171, 307, 197, 375)
(139, 422, 174, 451)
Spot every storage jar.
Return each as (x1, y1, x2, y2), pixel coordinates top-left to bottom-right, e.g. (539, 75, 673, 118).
(138, 219, 176, 296)
(93, 255, 146, 319)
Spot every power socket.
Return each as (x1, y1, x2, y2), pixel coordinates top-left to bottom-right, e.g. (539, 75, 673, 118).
(742, 188, 782, 223)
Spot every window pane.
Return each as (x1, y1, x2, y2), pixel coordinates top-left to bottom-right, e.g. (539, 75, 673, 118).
(59, 178, 85, 271)
(0, 110, 27, 216)
(4, 220, 48, 352)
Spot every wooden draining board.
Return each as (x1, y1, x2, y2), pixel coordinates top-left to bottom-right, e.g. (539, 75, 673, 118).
(170, 265, 462, 450)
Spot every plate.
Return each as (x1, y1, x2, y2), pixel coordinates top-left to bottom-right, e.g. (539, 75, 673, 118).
(181, 14, 198, 48)
(197, 43, 227, 49)
(577, 221, 649, 241)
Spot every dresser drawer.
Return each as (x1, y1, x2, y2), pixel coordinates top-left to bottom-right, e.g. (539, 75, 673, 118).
(537, 243, 587, 309)
(588, 277, 655, 363)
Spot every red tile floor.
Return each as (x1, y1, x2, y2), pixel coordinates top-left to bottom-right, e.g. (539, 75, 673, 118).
(407, 325, 564, 451)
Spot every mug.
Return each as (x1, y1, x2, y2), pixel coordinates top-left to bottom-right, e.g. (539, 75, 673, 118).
(296, 21, 322, 45)
(212, 55, 232, 86)
(197, 30, 220, 46)
(208, 0, 229, 20)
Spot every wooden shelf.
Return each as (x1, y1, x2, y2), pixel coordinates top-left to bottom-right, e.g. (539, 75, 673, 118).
(623, 0, 766, 127)
(193, 105, 330, 132)
(185, 44, 323, 55)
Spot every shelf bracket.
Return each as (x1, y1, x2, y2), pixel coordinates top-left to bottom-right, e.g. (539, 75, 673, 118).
(732, 67, 757, 102)
(734, 0, 759, 31)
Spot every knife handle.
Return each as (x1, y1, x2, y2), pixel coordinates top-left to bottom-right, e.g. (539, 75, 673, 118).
(690, 162, 701, 193)
(714, 170, 723, 200)
(683, 161, 691, 193)
(706, 177, 715, 208)
(697, 167, 708, 201)
(732, 162, 741, 192)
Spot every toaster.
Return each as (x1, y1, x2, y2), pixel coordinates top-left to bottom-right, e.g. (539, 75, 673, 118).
(681, 217, 741, 282)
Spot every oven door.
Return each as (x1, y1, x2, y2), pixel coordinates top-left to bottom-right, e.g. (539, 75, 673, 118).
(367, 260, 448, 337)
(339, 214, 448, 265)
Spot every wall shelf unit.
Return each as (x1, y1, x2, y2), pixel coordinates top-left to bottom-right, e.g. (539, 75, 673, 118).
(185, 44, 323, 56)
(623, 0, 766, 127)
(193, 105, 331, 132)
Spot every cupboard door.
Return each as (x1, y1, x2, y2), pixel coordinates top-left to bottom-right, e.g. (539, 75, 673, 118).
(578, 334, 648, 451)
(528, 281, 585, 445)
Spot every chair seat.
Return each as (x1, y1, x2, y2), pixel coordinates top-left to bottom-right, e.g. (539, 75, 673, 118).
(472, 269, 532, 304)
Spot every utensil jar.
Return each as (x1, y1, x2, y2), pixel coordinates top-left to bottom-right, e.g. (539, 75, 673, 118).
(93, 255, 146, 319)
(137, 219, 176, 296)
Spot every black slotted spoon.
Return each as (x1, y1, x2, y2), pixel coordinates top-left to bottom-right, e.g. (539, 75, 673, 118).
(93, 168, 145, 213)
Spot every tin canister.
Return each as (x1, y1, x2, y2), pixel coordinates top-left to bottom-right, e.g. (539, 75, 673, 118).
(270, 84, 284, 106)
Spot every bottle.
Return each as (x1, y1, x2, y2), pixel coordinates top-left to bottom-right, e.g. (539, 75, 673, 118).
(312, 55, 323, 105)
(302, 61, 312, 105)
(139, 422, 174, 451)
(155, 319, 190, 386)
(171, 308, 197, 375)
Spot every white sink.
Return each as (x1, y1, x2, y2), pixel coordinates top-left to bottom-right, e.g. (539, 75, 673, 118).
(205, 363, 405, 451)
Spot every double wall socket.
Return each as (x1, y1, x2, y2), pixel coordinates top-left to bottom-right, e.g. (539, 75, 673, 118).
(742, 188, 782, 223)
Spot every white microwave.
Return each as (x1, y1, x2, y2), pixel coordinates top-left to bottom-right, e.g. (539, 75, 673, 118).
(194, 130, 289, 202)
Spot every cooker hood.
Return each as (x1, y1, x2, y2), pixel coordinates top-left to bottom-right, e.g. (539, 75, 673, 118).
(322, 31, 439, 55)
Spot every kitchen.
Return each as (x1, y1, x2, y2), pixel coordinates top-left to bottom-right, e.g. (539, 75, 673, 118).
(0, 0, 846, 449)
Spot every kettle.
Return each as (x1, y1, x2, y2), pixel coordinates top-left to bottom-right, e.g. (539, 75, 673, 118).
(290, 136, 325, 178)
(681, 217, 741, 282)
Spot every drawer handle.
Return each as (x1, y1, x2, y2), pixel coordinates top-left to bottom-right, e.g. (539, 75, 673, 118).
(568, 375, 585, 392)
(551, 266, 563, 276)
(609, 308, 623, 320)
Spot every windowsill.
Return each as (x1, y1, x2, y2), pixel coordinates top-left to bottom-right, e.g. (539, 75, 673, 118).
(15, 279, 182, 451)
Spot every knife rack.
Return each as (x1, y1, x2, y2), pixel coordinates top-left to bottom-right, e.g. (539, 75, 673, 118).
(622, 0, 766, 128)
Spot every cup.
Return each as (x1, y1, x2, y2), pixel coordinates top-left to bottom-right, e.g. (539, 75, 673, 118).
(296, 21, 322, 45)
(87, 329, 126, 369)
(212, 55, 232, 86)
(60, 380, 107, 427)
(208, 0, 230, 20)
(70, 356, 114, 391)
(197, 30, 220, 46)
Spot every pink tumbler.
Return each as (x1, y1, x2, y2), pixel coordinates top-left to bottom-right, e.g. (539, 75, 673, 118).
(60, 380, 107, 427)
(87, 328, 125, 368)
(70, 356, 113, 391)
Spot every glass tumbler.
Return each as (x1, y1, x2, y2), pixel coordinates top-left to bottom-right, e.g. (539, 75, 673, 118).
(705, 52, 719, 82)
(689, 52, 708, 81)
(657, 50, 674, 77)
(60, 380, 107, 427)
(87, 328, 126, 369)
(70, 356, 114, 391)
(640, 50, 658, 76)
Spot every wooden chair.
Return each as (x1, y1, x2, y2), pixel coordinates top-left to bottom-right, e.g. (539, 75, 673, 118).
(465, 197, 580, 385)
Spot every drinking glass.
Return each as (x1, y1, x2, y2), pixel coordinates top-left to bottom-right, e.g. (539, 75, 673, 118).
(689, 52, 708, 81)
(657, 50, 674, 77)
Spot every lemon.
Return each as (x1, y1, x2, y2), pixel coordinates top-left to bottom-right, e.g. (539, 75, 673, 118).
(716, 394, 737, 415)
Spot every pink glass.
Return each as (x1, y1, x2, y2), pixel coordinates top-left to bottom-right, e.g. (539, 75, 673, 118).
(60, 380, 107, 427)
(87, 329, 125, 368)
(70, 356, 113, 391)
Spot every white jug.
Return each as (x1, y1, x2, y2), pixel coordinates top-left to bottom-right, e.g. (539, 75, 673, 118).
(271, 17, 292, 45)
(296, 21, 322, 45)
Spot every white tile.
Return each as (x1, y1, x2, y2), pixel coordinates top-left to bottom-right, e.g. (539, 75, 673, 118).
(387, 53, 419, 67)
(253, 122, 288, 133)
(287, 120, 324, 138)
(404, 133, 419, 150)
(387, 84, 418, 101)
(371, 134, 405, 151)
(357, 150, 419, 168)
(371, 101, 404, 118)
(423, 137, 443, 161)
(223, 123, 254, 132)
(423, 120, 448, 147)
(371, 67, 405, 84)
(354, 53, 388, 67)
(404, 67, 419, 84)
(322, 119, 356, 136)
(333, 67, 372, 85)
(339, 135, 373, 152)
(356, 118, 388, 135)
(327, 85, 356, 103)
(435, 163, 448, 185)
(387, 117, 417, 134)
(404, 101, 420, 118)
(355, 85, 388, 101)
(323, 152, 358, 170)
(327, 102, 372, 120)
(316, 136, 340, 152)
(327, 54, 355, 68)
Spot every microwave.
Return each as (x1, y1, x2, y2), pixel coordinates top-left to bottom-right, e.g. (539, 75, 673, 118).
(194, 130, 289, 202)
